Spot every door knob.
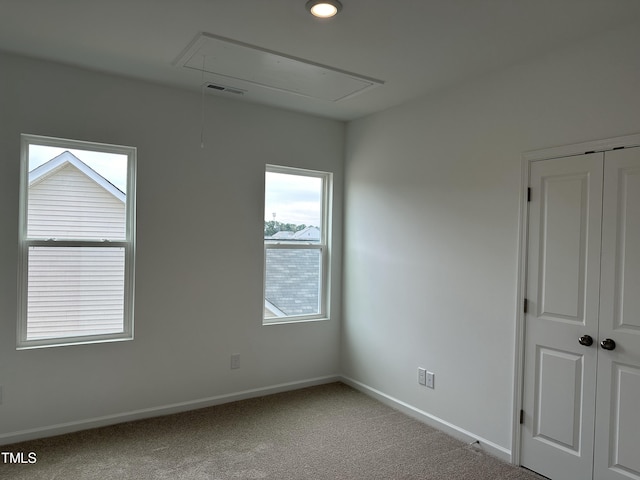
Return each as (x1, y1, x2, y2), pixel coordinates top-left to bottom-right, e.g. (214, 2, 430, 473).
(600, 338, 616, 351)
(578, 335, 593, 346)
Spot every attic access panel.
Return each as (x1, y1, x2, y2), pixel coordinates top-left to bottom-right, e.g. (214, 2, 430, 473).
(175, 33, 383, 101)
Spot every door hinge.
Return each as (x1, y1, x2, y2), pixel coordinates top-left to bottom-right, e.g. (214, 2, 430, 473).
(527, 188, 531, 202)
(523, 298, 528, 313)
(520, 409, 524, 424)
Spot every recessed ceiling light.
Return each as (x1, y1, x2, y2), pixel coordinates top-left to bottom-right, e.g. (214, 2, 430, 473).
(306, 0, 342, 18)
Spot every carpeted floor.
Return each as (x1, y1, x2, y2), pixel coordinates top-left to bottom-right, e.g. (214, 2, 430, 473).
(0, 382, 545, 480)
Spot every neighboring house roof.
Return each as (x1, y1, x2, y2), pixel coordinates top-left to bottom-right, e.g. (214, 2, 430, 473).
(270, 231, 295, 240)
(264, 226, 322, 316)
(291, 226, 320, 241)
(265, 248, 320, 316)
(266, 226, 320, 241)
(29, 151, 125, 202)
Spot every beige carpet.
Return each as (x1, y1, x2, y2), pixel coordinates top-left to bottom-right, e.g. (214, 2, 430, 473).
(0, 382, 545, 480)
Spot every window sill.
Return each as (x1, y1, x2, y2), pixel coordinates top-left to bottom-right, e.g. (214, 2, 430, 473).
(16, 334, 133, 350)
(263, 316, 331, 326)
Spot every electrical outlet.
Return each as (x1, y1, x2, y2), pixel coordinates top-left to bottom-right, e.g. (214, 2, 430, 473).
(426, 371, 435, 389)
(418, 368, 426, 386)
(230, 353, 240, 369)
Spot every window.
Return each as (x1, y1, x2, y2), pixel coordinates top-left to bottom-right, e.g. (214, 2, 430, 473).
(17, 134, 136, 348)
(263, 165, 331, 324)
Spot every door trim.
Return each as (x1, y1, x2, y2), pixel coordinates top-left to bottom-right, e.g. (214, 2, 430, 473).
(512, 133, 640, 466)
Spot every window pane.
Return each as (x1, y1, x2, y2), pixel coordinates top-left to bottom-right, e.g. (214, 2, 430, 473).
(26, 246, 125, 340)
(264, 172, 322, 242)
(27, 145, 127, 240)
(264, 248, 321, 318)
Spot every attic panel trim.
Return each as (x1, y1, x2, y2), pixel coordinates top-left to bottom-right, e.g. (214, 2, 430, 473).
(174, 32, 384, 102)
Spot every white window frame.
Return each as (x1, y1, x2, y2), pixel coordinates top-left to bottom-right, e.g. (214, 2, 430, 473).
(263, 164, 332, 325)
(17, 134, 137, 349)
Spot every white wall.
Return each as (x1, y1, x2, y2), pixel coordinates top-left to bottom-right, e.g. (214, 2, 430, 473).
(0, 52, 344, 441)
(341, 21, 640, 456)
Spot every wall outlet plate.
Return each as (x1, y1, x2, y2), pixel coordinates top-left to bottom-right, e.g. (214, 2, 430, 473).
(426, 371, 435, 389)
(231, 354, 240, 369)
(418, 368, 427, 386)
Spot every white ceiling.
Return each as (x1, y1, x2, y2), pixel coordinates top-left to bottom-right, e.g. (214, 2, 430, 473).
(1, 0, 640, 120)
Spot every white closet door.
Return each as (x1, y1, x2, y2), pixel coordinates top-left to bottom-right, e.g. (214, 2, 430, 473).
(594, 147, 640, 480)
(520, 153, 603, 480)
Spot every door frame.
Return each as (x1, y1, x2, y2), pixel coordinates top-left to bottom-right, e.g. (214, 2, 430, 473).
(512, 132, 640, 466)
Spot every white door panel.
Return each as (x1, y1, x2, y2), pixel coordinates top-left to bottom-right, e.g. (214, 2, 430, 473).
(538, 173, 590, 320)
(598, 363, 640, 478)
(533, 346, 584, 453)
(521, 153, 603, 480)
(594, 147, 640, 480)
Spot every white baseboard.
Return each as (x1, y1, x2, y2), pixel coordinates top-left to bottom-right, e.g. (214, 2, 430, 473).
(0, 375, 340, 446)
(340, 376, 512, 463)
(1, 373, 513, 463)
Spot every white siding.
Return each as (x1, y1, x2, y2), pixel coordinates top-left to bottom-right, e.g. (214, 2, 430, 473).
(28, 163, 125, 240)
(27, 246, 125, 339)
(26, 162, 127, 340)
